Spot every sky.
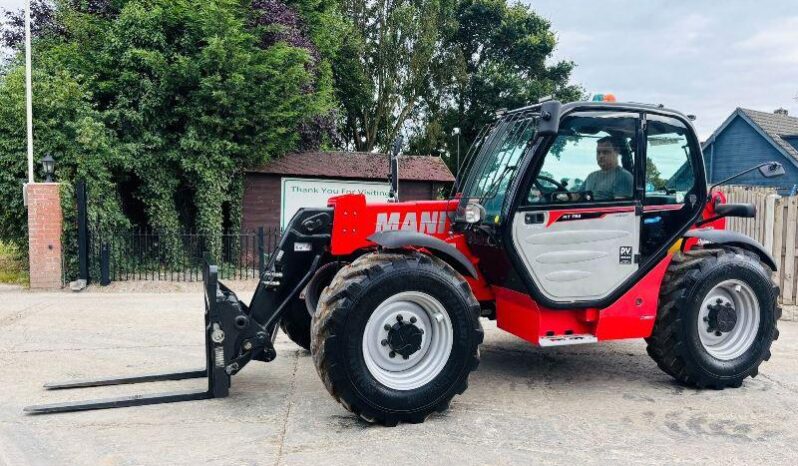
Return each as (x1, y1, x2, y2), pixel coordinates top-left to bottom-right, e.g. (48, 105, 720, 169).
(527, 0, 798, 139)
(4, 0, 797, 139)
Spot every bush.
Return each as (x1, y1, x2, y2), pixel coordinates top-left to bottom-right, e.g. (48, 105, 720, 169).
(0, 0, 339, 277)
(0, 240, 28, 285)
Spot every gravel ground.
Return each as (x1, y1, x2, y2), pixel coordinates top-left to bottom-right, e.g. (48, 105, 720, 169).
(1, 286, 797, 465)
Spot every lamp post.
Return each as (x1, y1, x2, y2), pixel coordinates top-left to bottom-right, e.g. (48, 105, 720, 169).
(25, 0, 34, 184)
(452, 127, 461, 174)
(41, 154, 55, 182)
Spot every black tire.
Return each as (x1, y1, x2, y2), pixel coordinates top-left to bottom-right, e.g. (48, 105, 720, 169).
(311, 252, 483, 426)
(304, 261, 346, 316)
(281, 262, 347, 350)
(646, 246, 781, 388)
(280, 262, 347, 350)
(280, 298, 312, 351)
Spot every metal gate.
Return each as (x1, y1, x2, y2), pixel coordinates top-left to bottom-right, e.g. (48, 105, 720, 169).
(75, 180, 280, 285)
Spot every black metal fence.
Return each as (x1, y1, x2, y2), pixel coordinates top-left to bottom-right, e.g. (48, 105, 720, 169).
(88, 227, 282, 283)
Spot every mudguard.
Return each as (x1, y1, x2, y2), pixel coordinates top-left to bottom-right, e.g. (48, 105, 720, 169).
(367, 230, 479, 279)
(684, 229, 778, 271)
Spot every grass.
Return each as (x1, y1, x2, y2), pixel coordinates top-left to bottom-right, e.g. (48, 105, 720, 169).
(0, 241, 28, 285)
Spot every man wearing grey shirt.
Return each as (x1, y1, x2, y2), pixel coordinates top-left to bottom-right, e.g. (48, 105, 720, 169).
(583, 136, 633, 200)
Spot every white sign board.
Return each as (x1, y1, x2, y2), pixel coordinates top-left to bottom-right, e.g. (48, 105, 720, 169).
(281, 177, 391, 228)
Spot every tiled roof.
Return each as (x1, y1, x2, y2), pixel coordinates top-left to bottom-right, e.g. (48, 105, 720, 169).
(247, 151, 455, 182)
(738, 108, 798, 162)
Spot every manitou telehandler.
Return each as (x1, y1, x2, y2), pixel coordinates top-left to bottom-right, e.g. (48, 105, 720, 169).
(26, 99, 786, 426)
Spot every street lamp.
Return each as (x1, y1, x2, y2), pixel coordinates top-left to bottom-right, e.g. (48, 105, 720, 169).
(452, 127, 461, 174)
(41, 154, 55, 182)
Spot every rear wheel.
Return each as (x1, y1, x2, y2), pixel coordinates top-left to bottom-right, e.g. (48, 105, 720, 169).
(646, 246, 780, 388)
(280, 262, 345, 351)
(280, 299, 311, 351)
(311, 252, 483, 426)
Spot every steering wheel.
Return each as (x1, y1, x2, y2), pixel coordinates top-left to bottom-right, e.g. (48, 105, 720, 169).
(533, 175, 594, 203)
(537, 175, 568, 192)
(527, 175, 569, 204)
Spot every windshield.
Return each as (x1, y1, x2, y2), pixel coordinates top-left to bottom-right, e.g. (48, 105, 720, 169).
(459, 111, 538, 222)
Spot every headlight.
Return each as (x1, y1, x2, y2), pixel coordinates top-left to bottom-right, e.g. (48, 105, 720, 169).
(464, 203, 486, 224)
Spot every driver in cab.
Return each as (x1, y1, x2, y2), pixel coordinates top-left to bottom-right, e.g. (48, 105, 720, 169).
(583, 136, 633, 200)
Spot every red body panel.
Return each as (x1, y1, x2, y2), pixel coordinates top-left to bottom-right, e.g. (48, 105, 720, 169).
(327, 194, 495, 302)
(328, 194, 458, 255)
(326, 193, 726, 346)
(493, 254, 672, 344)
(685, 191, 726, 251)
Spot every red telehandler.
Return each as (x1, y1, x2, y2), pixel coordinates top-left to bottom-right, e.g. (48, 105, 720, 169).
(26, 99, 785, 426)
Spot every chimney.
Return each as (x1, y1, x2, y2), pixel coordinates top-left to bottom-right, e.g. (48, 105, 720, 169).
(774, 108, 789, 116)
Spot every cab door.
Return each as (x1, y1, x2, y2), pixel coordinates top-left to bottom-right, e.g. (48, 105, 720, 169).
(510, 111, 642, 303)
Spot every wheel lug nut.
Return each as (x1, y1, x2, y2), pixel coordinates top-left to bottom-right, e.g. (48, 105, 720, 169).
(410, 316, 417, 323)
(381, 339, 388, 346)
(715, 331, 722, 337)
(384, 324, 391, 331)
(396, 314, 403, 322)
(389, 351, 396, 358)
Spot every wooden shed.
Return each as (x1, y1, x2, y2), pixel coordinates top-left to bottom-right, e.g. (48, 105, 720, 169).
(242, 152, 455, 232)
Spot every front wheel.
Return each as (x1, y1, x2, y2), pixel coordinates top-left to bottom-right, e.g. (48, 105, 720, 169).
(311, 252, 483, 426)
(646, 246, 781, 388)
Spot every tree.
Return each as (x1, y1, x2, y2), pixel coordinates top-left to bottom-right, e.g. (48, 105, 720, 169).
(646, 158, 666, 190)
(0, 0, 339, 265)
(334, 0, 455, 151)
(409, 0, 582, 170)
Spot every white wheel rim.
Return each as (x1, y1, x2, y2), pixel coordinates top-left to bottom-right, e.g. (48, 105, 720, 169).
(697, 279, 760, 361)
(362, 291, 453, 391)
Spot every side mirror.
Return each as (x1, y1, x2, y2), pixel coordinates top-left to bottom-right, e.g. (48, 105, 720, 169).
(759, 161, 785, 178)
(715, 203, 756, 219)
(536, 100, 561, 136)
(709, 160, 787, 193)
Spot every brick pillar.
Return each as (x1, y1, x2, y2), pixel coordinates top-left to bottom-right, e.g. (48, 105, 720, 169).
(27, 183, 63, 289)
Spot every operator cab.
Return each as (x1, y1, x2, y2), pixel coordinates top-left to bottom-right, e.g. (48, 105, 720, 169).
(455, 100, 706, 307)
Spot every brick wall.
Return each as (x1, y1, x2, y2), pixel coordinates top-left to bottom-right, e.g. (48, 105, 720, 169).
(27, 183, 62, 289)
(242, 174, 281, 232)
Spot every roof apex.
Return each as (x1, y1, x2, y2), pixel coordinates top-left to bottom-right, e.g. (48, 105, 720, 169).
(703, 108, 798, 167)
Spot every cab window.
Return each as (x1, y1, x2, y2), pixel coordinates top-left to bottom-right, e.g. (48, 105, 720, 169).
(644, 115, 696, 205)
(639, 114, 700, 261)
(460, 115, 537, 220)
(524, 112, 639, 205)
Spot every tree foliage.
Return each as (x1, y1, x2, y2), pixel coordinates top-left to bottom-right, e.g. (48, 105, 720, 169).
(334, 0, 455, 151)
(409, 0, 582, 166)
(646, 158, 667, 190)
(335, 0, 581, 157)
(0, 0, 339, 265)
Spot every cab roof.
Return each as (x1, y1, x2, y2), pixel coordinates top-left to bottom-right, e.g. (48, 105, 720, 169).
(507, 100, 691, 121)
(504, 100, 697, 134)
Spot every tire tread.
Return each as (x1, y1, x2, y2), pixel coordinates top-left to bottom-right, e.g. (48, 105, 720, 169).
(311, 251, 482, 426)
(646, 246, 780, 388)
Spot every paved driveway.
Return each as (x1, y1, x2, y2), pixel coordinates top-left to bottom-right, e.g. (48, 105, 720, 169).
(1, 287, 797, 465)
